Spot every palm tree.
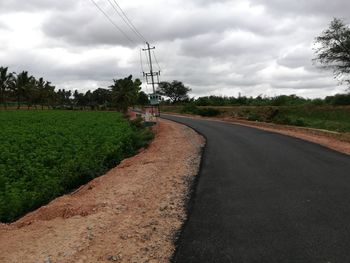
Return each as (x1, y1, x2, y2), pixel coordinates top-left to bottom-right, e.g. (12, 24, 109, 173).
(44, 81, 56, 108)
(35, 77, 46, 109)
(10, 71, 33, 109)
(0, 67, 14, 109)
(25, 77, 38, 109)
(110, 75, 141, 113)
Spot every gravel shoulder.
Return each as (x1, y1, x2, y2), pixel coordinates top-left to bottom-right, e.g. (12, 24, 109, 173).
(0, 119, 204, 263)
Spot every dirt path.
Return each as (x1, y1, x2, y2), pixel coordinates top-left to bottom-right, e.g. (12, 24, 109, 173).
(0, 119, 204, 263)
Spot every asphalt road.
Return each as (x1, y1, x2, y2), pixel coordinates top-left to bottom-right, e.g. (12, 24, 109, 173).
(162, 114, 350, 263)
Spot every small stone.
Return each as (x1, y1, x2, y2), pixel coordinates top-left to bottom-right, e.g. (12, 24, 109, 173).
(44, 257, 51, 263)
(159, 205, 168, 211)
(107, 253, 122, 262)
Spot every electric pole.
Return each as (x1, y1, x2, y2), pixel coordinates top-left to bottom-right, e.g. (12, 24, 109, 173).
(142, 42, 160, 94)
(142, 42, 161, 118)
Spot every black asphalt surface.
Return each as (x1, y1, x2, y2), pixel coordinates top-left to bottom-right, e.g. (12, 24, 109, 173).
(162, 114, 350, 263)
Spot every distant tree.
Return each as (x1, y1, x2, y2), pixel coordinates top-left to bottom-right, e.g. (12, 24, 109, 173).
(157, 81, 191, 103)
(110, 75, 142, 113)
(10, 71, 33, 109)
(25, 77, 38, 109)
(73, 90, 86, 108)
(56, 89, 72, 107)
(314, 18, 350, 89)
(84, 90, 93, 109)
(136, 91, 150, 107)
(0, 67, 14, 109)
(92, 88, 112, 108)
(44, 81, 56, 108)
(35, 77, 45, 109)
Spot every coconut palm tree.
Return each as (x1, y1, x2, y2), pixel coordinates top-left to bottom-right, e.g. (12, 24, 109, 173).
(110, 75, 141, 113)
(10, 71, 33, 109)
(44, 81, 56, 108)
(0, 67, 14, 109)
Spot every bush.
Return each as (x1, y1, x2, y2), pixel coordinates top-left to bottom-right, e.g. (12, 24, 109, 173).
(197, 108, 221, 117)
(330, 93, 350, 105)
(181, 104, 199, 114)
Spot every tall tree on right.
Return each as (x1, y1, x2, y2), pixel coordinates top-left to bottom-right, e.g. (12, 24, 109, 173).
(314, 18, 350, 89)
(157, 80, 191, 103)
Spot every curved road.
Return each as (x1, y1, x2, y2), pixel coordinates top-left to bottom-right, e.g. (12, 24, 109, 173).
(162, 114, 350, 263)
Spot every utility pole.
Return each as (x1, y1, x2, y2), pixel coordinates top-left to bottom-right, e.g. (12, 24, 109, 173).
(142, 42, 160, 94)
(142, 42, 161, 117)
(143, 42, 156, 93)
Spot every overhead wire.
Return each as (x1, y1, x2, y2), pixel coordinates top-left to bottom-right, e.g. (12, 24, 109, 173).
(139, 48, 145, 74)
(152, 50, 161, 72)
(106, 0, 145, 43)
(89, 0, 136, 45)
(111, 0, 147, 42)
(88, 0, 162, 92)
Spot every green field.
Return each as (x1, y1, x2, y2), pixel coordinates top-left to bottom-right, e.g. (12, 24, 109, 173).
(0, 110, 153, 222)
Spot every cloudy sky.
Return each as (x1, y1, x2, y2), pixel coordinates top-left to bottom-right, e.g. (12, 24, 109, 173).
(0, 0, 349, 98)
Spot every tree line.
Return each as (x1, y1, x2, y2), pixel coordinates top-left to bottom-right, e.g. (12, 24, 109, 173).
(0, 68, 149, 111)
(171, 94, 350, 107)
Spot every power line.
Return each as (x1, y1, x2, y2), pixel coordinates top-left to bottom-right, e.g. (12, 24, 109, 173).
(152, 50, 161, 72)
(89, 0, 136, 45)
(139, 48, 145, 73)
(144, 48, 151, 70)
(111, 0, 147, 42)
(106, 0, 144, 43)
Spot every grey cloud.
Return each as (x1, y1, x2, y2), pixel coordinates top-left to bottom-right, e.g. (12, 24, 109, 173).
(0, 48, 138, 87)
(0, 21, 9, 32)
(277, 46, 314, 69)
(41, 0, 296, 48)
(42, 12, 142, 47)
(251, 0, 350, 18)
(0, 0, 73, 12)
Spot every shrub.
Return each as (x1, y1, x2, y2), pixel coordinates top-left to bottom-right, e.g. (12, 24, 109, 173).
(197, 108, 221, 117)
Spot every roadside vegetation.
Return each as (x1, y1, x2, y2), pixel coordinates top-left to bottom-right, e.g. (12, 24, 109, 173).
(0, 110, 154, 223)
(161, 98, 350, 133)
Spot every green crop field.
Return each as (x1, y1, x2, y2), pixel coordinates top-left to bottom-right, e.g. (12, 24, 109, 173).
(0, 110, 153, 222)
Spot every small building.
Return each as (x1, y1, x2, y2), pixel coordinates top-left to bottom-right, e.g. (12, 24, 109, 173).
(149, 93, 161, 106)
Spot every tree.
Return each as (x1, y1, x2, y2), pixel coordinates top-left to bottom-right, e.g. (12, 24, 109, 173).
(44, 81, 56, 108)
(110, 75, 142, 113)
(10, 71, 33, 109)
(136, 91, 150, 107)
(314, 18, 350, 89)
(157, 81, 191, 103)
(0, 67, 14, 109)
(35, 77, 46, 109)
(92, 88, 112, 108)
